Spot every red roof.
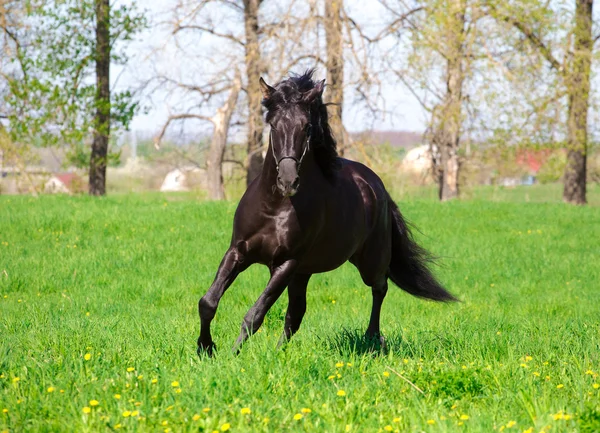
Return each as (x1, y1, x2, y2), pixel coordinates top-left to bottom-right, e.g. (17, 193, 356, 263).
(54, 173, 85, 191)
(515, 149, 553, 174)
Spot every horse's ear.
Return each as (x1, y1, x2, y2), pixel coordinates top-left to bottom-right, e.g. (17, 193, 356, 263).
(259, 77, 275, 100)
(301, 79, 325, 104)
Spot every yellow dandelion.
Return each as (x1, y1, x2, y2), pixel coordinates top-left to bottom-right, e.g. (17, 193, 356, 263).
(263, 417, 270, 423)
(114, 394, 121, 399)
(134, 402, 141, 406)
(383, 371, 390, 377)
(84, 353, 92, 361)
(161, 421, 168, 426)
(506, 420, 516, 428)
(151, 378, 158, 384)
(89, 400, 99, 407)
(328, 375, 335, 380)
(586, 370, 595, 375)
(522, 428, 533, 433)
(460, 414, 469, 420)
(115, 424, 122, 430)
(192, 414, 201, 421)
(12, 377, 19, 383)
(384, 426, 393, 432)
(122, 411, 132, 417)
(164, 429, 171, 433)
(2, 409, 8, 413)
(520, 364, 528, 368)
(556, 384, 564, 389)
(593, 383, 599, 389)
(337, 373, 342, 378)
(524, 356, 533, 362)
(393, 417, 401, 422)
(175, 389, 182, 394)
(552, 412, 564, 420)
(440, 416, 447, 420)
(171, 381, 179, 387)
(347, 363, 353, 367)
(293, 413, 303, 420)
(127, 367, 135, 372)
(241, 407, 251, 415)
(533, 372, 540, 377)
(131, 411, 139, 417)
(47, 387, 56, 393)
(458, 421, 464, 426)
(83, 407, 91, 414)
(345, 425, 351, 432)
(336, 362, 344, 368)
(202, 407, 211, 413)
(337, 389, 346, 397)
(221, 423, 231, 431)
(301, 408, 312, 413)
(427, 419, 435, 425)
(137, 375, 143, 380)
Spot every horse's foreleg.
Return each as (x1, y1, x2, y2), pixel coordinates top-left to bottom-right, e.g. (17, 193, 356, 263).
(232, 260, 298, 353)
(365, 279, 388, 347)
(277, 273, 311, 347)
(198, 247, 247, 356)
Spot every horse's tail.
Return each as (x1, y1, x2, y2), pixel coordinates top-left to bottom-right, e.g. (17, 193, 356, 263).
(387, 194, 457, 302)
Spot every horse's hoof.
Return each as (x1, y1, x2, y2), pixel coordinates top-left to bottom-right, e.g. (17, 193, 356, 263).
(197, 341, 216, 357)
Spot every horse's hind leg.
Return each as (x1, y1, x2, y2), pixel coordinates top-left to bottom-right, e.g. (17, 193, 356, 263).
(277, 273, 311, 347)
(198, 246, 248, 356)
(365, 279, 388, 347)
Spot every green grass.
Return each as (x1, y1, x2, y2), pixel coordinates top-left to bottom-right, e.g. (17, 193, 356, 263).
(1, 186, 599, 432)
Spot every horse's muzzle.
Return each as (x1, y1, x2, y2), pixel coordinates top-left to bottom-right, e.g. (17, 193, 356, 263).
(277, 176, 299, 197)
(276, 158, 300, 197)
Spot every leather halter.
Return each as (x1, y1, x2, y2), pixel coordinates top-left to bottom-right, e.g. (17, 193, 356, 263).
(270, 124, 311, 173)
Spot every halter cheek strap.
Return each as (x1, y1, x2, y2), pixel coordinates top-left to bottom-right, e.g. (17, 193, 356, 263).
(271, 126, 311, 173)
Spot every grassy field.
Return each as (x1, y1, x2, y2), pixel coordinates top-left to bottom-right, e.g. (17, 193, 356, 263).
(1, 186, 599, 432)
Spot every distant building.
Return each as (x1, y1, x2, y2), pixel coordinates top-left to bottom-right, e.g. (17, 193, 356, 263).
(160, 167, 205, 192)
(44, 173, 86, 194)
(402, 145, 435, 174)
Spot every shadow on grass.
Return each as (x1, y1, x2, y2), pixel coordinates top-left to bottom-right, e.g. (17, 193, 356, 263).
(321, 328, 407, 357)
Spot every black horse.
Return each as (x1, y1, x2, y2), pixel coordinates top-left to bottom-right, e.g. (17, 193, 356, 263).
(198, 70, 456, 355)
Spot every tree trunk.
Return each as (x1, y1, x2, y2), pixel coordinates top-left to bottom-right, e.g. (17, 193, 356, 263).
(563, 0, 593, 205)
(207, 71, 242, 200)
(325, 0, 346, 155)
(89, 0, 110, 196)
(437, 0, 465, 201)
(243, 0, 264, 186)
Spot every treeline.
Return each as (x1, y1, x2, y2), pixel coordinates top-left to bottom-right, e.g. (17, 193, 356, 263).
(0, 0, 598, 204)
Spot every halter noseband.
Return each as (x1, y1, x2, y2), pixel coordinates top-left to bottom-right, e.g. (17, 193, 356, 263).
(270, 124, 311, 174)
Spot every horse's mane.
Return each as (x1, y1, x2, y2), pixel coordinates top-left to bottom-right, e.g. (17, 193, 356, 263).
(263, 69, 340, 180)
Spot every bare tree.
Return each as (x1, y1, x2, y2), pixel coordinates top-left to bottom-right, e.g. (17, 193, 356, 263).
(206, 70, 242, 199)
(324, 0, 346, 154)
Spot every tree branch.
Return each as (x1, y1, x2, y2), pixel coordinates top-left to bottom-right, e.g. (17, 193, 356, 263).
(154, 113, 214, 149)
(173, 24, 245, 47)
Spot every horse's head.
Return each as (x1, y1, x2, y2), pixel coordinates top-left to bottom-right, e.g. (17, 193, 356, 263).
(260, 76, 325, 197)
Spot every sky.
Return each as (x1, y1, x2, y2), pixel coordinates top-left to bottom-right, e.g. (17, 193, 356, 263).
(122, 0, 426, 139)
